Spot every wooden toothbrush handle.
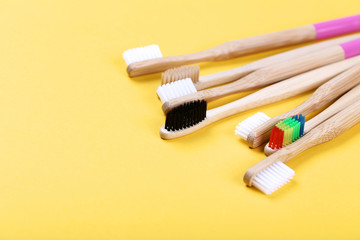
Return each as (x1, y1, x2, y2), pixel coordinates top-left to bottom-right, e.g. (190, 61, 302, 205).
(212, 43, 347, 98)
(128, 25, 316, 77)
(245, 99, 360, 186)
(197, 34, 360, 90)
(244, 45, 345, 87)
(196, 66, 254, 90)
(162, 79, 254, 114)
(306, 84, 360, 131)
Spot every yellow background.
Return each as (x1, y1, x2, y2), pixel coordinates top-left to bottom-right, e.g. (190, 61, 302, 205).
(1, 0, 360, 239)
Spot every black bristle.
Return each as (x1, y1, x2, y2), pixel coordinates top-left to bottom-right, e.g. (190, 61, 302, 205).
(165, 100, 207, 131)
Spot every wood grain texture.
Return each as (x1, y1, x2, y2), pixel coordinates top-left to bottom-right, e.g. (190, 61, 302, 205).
(244, 98, 360, 187)
(128, 25, 317, 77)
(162, 45, 346, 114)
(247, 64, 360, 148)
(264, 83, 360, 156)
(159, 58, 360, 139)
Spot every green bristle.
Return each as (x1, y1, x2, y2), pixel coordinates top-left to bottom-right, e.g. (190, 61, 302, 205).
(294, 121, 300, 141)
(285, 119, 293, 145)
(288, 123, 294, 145)
(289, 119, 298, 142)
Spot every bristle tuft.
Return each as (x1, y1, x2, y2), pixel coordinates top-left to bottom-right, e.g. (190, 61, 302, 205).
(165, 100, 207, 131)
(161, 65, 200, 85)
(269, 114, 305, 150)
(235, 112, 271, 140)
(156, 78, 197, 103)
(123, 45, 162, 66)
(252, 161, 295, 195)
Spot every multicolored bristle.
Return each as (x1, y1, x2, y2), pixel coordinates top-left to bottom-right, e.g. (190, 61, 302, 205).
(268, 115, 305, 149)
(164, 100, 207, 131)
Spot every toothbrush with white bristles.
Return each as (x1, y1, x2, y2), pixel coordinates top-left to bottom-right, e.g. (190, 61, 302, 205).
(123, 14, 360, 77)
(263, 83, 360, 156)
(157, 34, 360, 103)
(244, 99, 360, 195)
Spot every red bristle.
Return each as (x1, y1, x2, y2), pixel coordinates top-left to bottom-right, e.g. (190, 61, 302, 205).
(279, 129, 284, 149)
(274, 127, 280, 149)
(269, 127, 276, 148)
(270, 127, 279, 149)
(272, 127, 280, 149)
(276, 128, 282, 149)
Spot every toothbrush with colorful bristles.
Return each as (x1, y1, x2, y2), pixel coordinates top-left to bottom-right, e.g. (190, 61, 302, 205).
(244, 99, 360, 195)
(263, 84, 360, 155)
(160, 58, 360, 139)
(160, 38, 360, 114)
(123, 14, 360, 77)
(235, 63, 360, 148)
(157, 34, 360, 103)
(267, 115, 306, 151)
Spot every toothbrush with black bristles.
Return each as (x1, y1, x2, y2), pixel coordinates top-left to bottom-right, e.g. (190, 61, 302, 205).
(263, 83, 360, 156)
(160, 57, 360, 139)
(244, 99, 360, 195)
(161, 38, 360, 114)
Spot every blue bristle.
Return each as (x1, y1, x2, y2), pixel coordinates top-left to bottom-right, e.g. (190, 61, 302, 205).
(300, 115, 305, 136)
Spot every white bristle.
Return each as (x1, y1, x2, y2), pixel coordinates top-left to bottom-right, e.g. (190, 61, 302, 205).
(235, 112, 271, 140)
(123, 45, 163, 66)
(156, 78, 197, 103)
(252, 161, 295, 195)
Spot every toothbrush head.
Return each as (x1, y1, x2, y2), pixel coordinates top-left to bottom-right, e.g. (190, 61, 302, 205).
(161, 65, 200, 85)
(250, 161, 295, 195)
(157, 65, 200, 103)
(157, 78, 197, 103)
(235, 112, 271, 140)
(164, 100, 207, 131)
(123, 44, 163, 67)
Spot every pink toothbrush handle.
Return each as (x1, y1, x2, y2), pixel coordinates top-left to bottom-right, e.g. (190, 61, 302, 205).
(340, 38, 360, 59)
(314, 14, 360, 40)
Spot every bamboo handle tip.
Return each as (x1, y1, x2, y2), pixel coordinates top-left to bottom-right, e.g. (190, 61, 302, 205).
(264, 142, 277, 156)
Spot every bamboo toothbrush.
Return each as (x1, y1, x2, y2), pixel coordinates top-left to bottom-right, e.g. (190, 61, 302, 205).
(160, 57, 360, 139)
(263, 84, 360, 156)
(244, 99, 360, 195)
(123, 14, 360, 77)
(157, 34, 360, 103)
(235, 63, 360, 148)
(161, 38, 360, 114)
